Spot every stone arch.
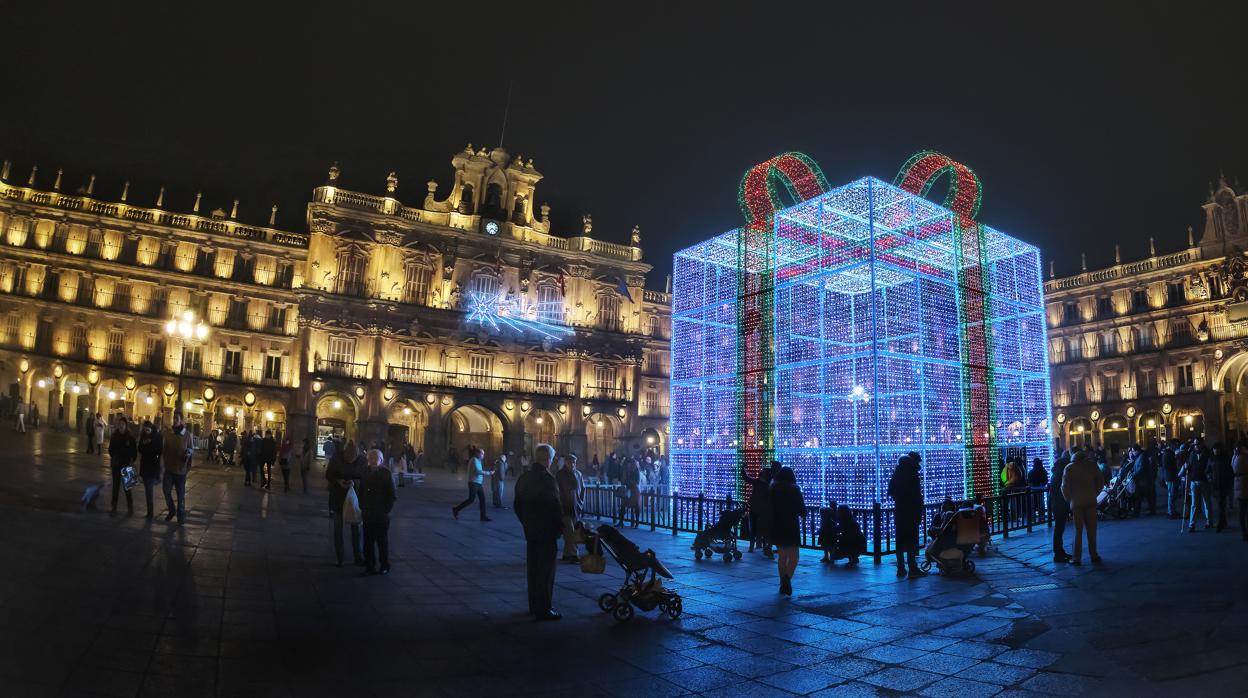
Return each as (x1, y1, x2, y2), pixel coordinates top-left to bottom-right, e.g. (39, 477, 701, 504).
(132, 383, 162, 423)
(315, 391, 360, 456)
(95, 377, 128, 418)
(1100, 413, 1130, 454)
(61, 372, 92, 429)
(447, 404, 504, 463)
(213, 394, 248, 434)
(1137, 410, 1165, 445)
(522, 408, 560, 457)
(585, 412, 623, 464)
(1175, 408, 1206, 441)
(386, 398, 429, 452)
(255, 398, 287, 437)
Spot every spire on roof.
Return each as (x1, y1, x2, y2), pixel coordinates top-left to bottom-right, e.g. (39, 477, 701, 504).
(230, 199, 239, 220)
(193, 192, 202, 213)
(86, 175, 95, 196)
(52, 168, 62, 191)
(156, 186, 165, 208)
(27, 164, 37, 187)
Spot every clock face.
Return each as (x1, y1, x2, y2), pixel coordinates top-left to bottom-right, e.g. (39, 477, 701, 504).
(484, 220, 499, 235)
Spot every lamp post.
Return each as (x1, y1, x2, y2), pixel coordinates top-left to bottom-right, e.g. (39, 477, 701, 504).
(164, 310, 209, 413)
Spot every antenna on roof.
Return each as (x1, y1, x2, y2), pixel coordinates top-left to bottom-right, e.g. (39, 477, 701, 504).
(498, 80, 514, 149)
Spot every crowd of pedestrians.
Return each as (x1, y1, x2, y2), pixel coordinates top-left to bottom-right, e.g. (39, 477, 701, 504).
(83, 410, 195, 523)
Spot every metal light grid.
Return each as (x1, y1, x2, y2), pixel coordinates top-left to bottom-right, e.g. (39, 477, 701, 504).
(671, 176, 1051, 508)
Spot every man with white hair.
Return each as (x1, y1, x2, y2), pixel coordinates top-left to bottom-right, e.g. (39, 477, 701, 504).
(360, 448, 396, 576)
(514, 443, 563, 621)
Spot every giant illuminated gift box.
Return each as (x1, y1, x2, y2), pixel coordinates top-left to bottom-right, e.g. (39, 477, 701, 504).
(670, 176, 1052, 509)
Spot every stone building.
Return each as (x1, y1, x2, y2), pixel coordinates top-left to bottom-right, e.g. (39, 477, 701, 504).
(0, 145, 672, 464)
(1047, 176, 1248, 456)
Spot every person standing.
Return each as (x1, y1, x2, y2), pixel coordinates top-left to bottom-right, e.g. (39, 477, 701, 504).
(452, 446, 493, 521)
(1161, 442, 1181, 518)
(159, 412, 195, 524)
(107, 415, 137, 515)
(1180, 439, 1213, 532)
(491, 452, 509, 509)
(360, 448, 396, 576)
(556, 454, 585, 563)
(770, 466, 806, 596)
(259, 429, 278, 489)
(94, 412, 107, 458)
(85, 410, 96, 453)
(278, 436, 294, 492)
(514, 443, 563, 621)
(136, 419, 163, 520)
(1027, 456, 1049, 518)
(14, 398, 25, 434)
(1234, 437, 1248, 541)
(1049, 451, 1073, 563)
(742, 463, 774, 557)
(300, 437, 313, 494)
(888, 452, 927, 577)
(29, 402, 39, 430)
(1061, 449, 1103, 565)
(326, 440, 367, 567)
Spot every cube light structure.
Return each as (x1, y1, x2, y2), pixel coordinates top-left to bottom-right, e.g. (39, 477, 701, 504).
(671, 176, 1051, 510)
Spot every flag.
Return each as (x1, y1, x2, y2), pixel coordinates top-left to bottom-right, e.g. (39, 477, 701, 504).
(617, 276, 633, 303)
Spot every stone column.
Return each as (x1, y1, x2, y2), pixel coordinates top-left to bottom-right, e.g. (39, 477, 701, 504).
(286, 321, 316, 450)
(356, 329, 389, 447)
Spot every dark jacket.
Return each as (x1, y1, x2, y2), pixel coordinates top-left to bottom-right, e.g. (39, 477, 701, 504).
(888, 456, 924, 548)
(1027, 463, 1048, 488)
(1161, 448, 1179, 482)
(260, 436, 278, 464)
(514, 467, 562, 542)
(360, 466, 396, 522)
(108, 428, 137, 466)
(326, 454, 366, 510)
(769, 481, 806, 548)
(137, 430, 163, 479)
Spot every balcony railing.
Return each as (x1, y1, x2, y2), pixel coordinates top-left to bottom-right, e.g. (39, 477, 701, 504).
(583, 384, 632, 401)
(316, 358, 370, 380)
(386, 365, 576, 397)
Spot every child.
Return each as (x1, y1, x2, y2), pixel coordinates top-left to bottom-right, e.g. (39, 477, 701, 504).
(833, 505, 866, 565)
(818, 506, 837, 562)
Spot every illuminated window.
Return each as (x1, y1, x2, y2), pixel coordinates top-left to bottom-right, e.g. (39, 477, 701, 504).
(469, 354, 493, 388)
(647, 314, 660, 337)
(328, 337, 355, 366)
(1131, 289, 1149, 312)
(400, 345, 423, 371)
(335, 251, 366, 296)
(596, 293, 620, 331)
(184, 346, 203, 372)
(107, 330, 124, 364)
(535, 360, 556, 389)
(267, 306, 287, 332)
(3, 314, 18, 345)
(536, 284, 563, 324)
(263, 355, 283, 381)
(223, 350, 243, 377)
(403, 265, 432, 305)
(1177, 364, 1195, 390)
(468, 273, 500, 299)
(71, 325, 88, 354)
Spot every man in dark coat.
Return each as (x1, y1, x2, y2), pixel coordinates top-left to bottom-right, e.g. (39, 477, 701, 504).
(514, 443, 563, 621)
(887, 452, 926, 578)
(259, 429, 278, 489)
(360, 448, 397, 575)
(107, 415, 137, 515)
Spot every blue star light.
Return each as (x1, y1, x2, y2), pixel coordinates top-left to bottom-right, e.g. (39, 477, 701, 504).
(466, 291, 574, 340)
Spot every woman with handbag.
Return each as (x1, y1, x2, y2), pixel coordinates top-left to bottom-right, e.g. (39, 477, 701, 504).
(107, 415, 137, 515)
(136, 420, 163, 520)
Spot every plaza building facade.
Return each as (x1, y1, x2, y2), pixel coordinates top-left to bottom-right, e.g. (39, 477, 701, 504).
(0, 145, 672, 463)
(1047, 177, 1248, 455)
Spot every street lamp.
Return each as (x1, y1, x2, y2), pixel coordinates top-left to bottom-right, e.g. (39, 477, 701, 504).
(164, 310, 209, 410)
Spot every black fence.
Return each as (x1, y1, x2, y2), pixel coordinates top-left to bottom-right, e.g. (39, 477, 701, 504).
(580, 484, 1052, 565)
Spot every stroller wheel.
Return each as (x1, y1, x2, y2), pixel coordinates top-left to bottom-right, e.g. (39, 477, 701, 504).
(666, 597, 683, 619)
(695, 549, 703, 560)
(612, 602, 634, 622)
(598, 593, 618, 613)
(733, 550, 742, 560)
(723, 552, 733, 562)
(964, 559, 976, 573)
(918, 559, 932, 573)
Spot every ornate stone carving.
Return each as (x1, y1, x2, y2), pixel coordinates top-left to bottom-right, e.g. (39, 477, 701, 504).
(309, 218, 335, 234)
(567, 264, 591, 278)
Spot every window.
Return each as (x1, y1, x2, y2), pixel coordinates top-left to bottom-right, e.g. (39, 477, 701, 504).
(107, 330, 124, 363)
(468, 273, 501, 299)
(1131, 289, 1149, 312)
(1171, 321, 1193, 342)
(403, 265, 432, 305)
(268, 305, 287, 332)
(596, 293, 620, 331)
(1138, 324, 1156, 350)
(1099, 333, 1118, 356)
(535, 360, 556, 388)
(223, 349, 242, 377)
(400, 345, 424, 371)
(4, 314, 19, 344)
(328, 337, 355, 365)
(184, 346, 203, 372)
(595, 365, 617, 388)
(537, 284, 563, 324)
(643, 388, 660, 414)
(227, 298, 248, 327)
(1061, 302, 1079, 324)
(70, 325, 87, 354)
(1067, 337, 1083, 361)
(1177, 364, 1195, 390)
(335, 251, 366, 296)
(1096, 296, 1113, 318)
(1167, 281, 1185, 306)
(647, 315, 660, 337)
(264, 355, 283, 381)
(1070, 378, 1086, 403)
(468, 355, 493, 387)
(1102, 374, 1120, 400)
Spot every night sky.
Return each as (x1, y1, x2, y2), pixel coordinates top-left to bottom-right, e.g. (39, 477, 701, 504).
(4, 3, 1247, 286)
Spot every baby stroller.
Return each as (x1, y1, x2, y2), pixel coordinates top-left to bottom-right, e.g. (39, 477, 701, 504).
(1097, 469, 1132, 520)
(919, 508, 981, 575)
(692, 506, 744, 561)
(594, 524, 683, 622)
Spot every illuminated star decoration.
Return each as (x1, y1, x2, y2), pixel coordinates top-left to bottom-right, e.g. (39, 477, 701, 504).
(465, 291, 574, 340)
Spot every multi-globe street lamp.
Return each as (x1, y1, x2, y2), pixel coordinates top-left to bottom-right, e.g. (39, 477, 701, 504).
(164, 310, 209, 411)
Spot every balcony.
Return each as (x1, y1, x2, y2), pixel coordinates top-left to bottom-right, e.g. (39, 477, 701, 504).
(316, 358, 370, 379)
(583, 384, 632, 401)
(386, 365, 576, 397)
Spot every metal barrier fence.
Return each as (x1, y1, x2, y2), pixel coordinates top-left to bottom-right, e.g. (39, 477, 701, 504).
(580, 484, 1053, 564)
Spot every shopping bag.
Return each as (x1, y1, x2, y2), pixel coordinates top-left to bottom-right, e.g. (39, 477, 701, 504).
(343, 483, 362, 524)
(580, 535, 606, 574)
(120, 466, 138, 491)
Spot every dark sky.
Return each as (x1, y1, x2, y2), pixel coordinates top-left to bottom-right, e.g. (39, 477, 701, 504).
(4, 2, 1247, 286)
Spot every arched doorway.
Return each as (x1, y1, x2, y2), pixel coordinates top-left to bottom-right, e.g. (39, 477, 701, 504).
(1138, 411, 1165, 445)
(62, 373, 91, 429)
(386, 400, 428, 452)
(95, 379, 128, 420)
(1068, 418, 1093, 450)
(316, 393, 358, 457)
(256, 399, 286, 439)
(214, 396, 247, 434)
(1101, 414, 1130, 454)
(132, 384, 162, 424)
(447, 404, 504, 464)
(585, 412, 620, 465)
(27, 370, 55, 428)
(1176, 409, 1205, 441)
(523, 409, 559, 460)
(641, 427, 664, 458)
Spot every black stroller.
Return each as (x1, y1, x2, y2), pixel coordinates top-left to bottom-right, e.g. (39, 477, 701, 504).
(594, 525, 683, 622)
(692, 506, 745, 562)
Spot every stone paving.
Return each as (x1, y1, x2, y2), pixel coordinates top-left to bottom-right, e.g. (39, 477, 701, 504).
(1, 429, 1246, 697)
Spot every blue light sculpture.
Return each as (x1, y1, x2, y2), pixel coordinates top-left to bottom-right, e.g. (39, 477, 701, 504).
(466, 291, 575, 340)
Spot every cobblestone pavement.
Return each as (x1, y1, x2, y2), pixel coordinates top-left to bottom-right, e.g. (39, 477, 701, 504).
(1, 430, 1246, 697)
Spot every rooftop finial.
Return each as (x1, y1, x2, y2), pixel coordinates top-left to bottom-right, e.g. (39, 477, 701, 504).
(386, 171, 398, 194)
(1188, 225, 1195, 247)
(155, 186, 165, 208)
(582, 213, 592, 235)
(52, 168, 62, 191)
(269, 204, 277, 226)
(27, 164, 37, 187)
(121, 180, 129, 202)
(86, 175, 95, 196)
(230, 199, 239, 220)
(1114, 244, 1121, 265)
(540, 203, 550, 223)
(630, 225, 641, 247)
(0, 160, 9, 181)
(1081, 253, 1087, 272)
(193, 192, 202, 213)
(1149, 237, 1156, 256)
(328, 162, 340, 184)
(1049, 260, 1055, 279)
